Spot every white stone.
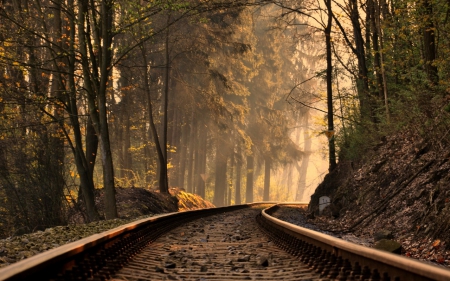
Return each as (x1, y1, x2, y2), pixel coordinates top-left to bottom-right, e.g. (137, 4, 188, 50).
(319, 196, 331, 214)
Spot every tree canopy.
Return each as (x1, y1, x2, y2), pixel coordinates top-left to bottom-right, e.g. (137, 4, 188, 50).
(1, 0, 448, 236)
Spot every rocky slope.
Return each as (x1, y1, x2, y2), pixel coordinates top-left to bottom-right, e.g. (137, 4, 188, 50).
(0, 188, 214, 269)
(308, 129, 450, 266)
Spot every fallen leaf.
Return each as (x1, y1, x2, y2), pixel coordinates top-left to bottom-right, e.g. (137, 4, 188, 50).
(433, 239, 441, 249)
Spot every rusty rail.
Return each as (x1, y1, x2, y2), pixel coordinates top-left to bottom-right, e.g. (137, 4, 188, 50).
(259, 204, 450, 281)
(0, 204, 251, 281)
(1, 202, 448, 281)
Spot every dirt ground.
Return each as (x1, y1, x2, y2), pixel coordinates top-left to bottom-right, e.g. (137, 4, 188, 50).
(307, 130, 450, 267)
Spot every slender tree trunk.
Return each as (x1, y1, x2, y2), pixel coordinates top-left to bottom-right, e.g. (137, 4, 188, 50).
(422, 0, 438, 85)
(78, 0, 117, 219)
(193, 130, 201, 195)
(227, 151, 234, 206)
(235, 146, 242, 205)
(348, 0, 374, 122)
(158, 13, 171, 193)
(69, 0, 99, 221)
(368, 0, 384, 100)
(245, 152, 254, 203)
(139, 43, 169, 193)
(85, 116, 98, 180)
(213, 132, 227, 207)
(325, 0, 337, 171)
(142, 119, 151, 185)
(170, 109, 180, 187)
(295, 110, 311, 201)
(48, 0, 66, 223)
(178, 119, 189, 190)
(116, 108, 124, 179)
(374, 0, 390, 122)
(123, 112, 133, 183)
(186, 115, 196, 193)
(197, 122, 207, 198)
(263, 156, 271, 201)
(97, 0, 117, 219)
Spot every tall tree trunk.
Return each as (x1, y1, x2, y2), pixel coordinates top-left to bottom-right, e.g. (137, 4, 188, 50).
(97, 0, 117, 219)
(325, 0, 337, 171)
(263, 156, 271, 201)
(368, 0, 384, 100)
(116, 110, 124, 179)
(48, 0, 66, 223)
(69, 0, 99, 221)
(78, 0, 117, 219)
(85, 116, 98, 181)
(227, 151, 234, 206)
(235, 145, 242, 205)
(245, 152, 254, 203)
(213, 132, 227, 207)
(374, 0, 390, 122)
(197, 122, 207, 198)
(143, 121, 151, 186)
(422, 0, 438, 85)
(193, 129, 201, 195)
(295, 110, 311, 201)
(158, 13, 171, 193)
(340, 0, 375, 122)
(177, 119, 189, 190)
(186, 115, 196, 193)
(123, 112, 133, 183)
(139, 43, 169, 193)
(170, 109, 180, 187)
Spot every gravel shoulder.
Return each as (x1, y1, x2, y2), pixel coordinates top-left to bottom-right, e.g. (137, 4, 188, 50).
(271, 205, 450, 268)
(0, 188, 214, 269)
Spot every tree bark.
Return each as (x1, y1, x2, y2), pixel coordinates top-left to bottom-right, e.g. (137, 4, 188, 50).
(422, 0, 438, 85)
(197, 122, 207, 198)
(78, 0, 117, 219)
(227, 148, 234, 206)
(140, 45, 168, 193)
(68, 0, 99, 221)
(235, 145, 242, 205)
(177, 118, 189, 190)
(295, 110, 311, 201)
(263, 156, 271, 201)
(98, 0, 117, 219)
(85, 116, 98, 181)
(245, 152, 254, 203)
(325, 0, 337, 171)
(123, 111, 133, 183)
(213, 132, 227, 207)
(158, 13, 171, 194)
(186, 114, 196, 193)
(368, 0, 384, 100)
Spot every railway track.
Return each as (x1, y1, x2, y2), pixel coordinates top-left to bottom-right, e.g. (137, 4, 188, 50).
(0, 203, 450, 280)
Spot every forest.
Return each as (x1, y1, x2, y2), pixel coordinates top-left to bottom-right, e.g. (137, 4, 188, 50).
(0, 0, 449, 238)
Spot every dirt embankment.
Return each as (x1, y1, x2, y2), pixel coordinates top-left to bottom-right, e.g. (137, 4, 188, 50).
(71, 187, 214, 223)
(308, 130, 450, 265)
(0, 188, 215, 269)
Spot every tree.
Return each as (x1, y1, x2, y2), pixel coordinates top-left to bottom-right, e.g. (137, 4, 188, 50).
(325, 0, 337, 171)
(77, 0, 118, 219)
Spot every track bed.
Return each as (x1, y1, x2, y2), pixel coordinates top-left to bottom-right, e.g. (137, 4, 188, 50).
(114, 207, 326, 281)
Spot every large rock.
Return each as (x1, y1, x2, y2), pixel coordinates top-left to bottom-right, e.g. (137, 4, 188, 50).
(373, 229, 393, 242)
(374, 239, 402, 254)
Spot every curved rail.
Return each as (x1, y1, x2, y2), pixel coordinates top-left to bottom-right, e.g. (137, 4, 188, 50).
(259, 204, 450, 281)
(2, 201, 447, 281)
(0, 204, 259, 281)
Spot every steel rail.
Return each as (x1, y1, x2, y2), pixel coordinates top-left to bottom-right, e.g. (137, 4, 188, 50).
(259, 204, 450, 281)
(3, 201, 447, 281)
(0, 204, 261, 281)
